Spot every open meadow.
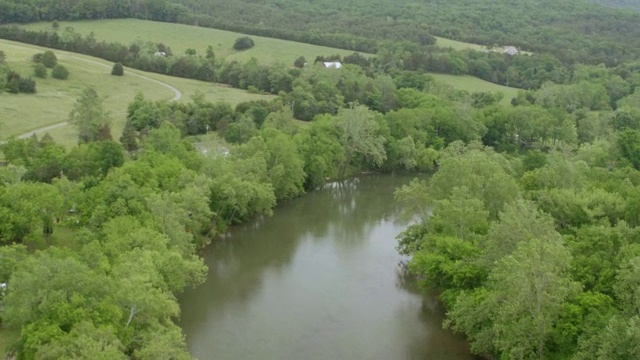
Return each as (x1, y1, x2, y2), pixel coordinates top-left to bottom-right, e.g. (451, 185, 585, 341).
(0, 39, 272, 147)
(434, 36, 533, 55)
(430, 73, 520, 105)
(22, 19, 365, 64)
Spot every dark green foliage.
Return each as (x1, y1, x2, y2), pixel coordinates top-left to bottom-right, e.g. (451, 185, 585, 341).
(111, 62, 124, 76)
(3, 70, 37, 94)
(18, 76, 36, 93)
(41, 50, 57, 68)
(618, 129, 640, 169)
(294, 56, 306, 68)
(33, 63, 47, 78)
(233, 36, 254, 51)
(51, 64, 69, 79)
(31, 52, 43, 64)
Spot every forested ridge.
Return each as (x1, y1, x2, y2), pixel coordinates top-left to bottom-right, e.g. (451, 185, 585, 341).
(1, 0, 640, 359)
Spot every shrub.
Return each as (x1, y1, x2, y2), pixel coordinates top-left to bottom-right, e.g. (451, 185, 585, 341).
(51, 64, 69, 80)
(233, 36, 255, 51)
(111, 62, 124, 76)
(41, 50, 57, 68)
(18, 77, 36, 93)
(294, 56, 306, 68)
(33, 63, 47, 78)
(32, 53, 43, 63)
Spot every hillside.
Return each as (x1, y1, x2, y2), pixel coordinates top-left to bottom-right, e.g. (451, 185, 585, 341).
(21, 19, 368, 65)
(0, 39, 272, 146)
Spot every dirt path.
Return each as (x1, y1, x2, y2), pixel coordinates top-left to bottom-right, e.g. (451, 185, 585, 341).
(69, 56, 182, 101)
(7, 48, 183, 140)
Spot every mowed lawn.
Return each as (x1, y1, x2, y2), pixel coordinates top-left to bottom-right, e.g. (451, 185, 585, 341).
(22, 19, 366, 64)
(431, 73, 520, 105)
(0, 39, 273, 147)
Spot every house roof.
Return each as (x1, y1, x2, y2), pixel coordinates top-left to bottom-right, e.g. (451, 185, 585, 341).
(503, 46, 519, 55)
(323, 61, 343, 69)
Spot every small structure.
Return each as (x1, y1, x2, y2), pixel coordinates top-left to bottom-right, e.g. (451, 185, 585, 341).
(503, 46, 519, 56)
(154, 51, 167, 57)
(322, 61, 343, 69)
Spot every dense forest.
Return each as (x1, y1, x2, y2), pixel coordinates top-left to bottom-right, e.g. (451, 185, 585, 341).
(2, 0, 640, 359)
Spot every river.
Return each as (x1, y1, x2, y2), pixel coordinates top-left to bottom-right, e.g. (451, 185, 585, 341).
(179, 175, 473, 360)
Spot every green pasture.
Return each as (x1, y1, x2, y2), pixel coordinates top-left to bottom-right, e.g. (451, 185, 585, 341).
(21, 19, 365, 64)
(0, 39, 272, 147)
(434, 36, 488, 51)
(430, 73, 520, 105)
(434, 36, 533, 55)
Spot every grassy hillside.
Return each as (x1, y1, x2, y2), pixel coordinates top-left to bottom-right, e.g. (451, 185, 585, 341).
(21, 19, 366, 64)
(434, 36, 533, 55)
(0, 39, 272, 146)
(430, 74, 520, 105)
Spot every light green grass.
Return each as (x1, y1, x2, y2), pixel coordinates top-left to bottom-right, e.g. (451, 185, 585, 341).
(434, 36, 533, 55)
(434, 36, 488, 51)
(21, 19, 366, 65)
(431, 73, 520, 105)
(0, 39, 272, 147)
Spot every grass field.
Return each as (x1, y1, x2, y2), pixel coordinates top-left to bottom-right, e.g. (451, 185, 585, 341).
(0, 39, 272, 147)
(434, 36, 533, 55)
(434, 36, 488, 52)
(431, 73, 520, 105)
(22, 19, 366, 65)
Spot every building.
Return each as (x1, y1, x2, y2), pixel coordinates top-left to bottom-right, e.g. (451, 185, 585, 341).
(503, 46, 519, 56)
(322, 61, 343, 69)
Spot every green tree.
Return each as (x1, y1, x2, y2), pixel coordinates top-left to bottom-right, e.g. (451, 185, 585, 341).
(294, 56, 306, 68)
(233, 36, 255, 51)
(33, 63, 47, 78)
(51, 64, 69, 80)
(111, 62, 124, 76)
(429, 143, 519, 219)
(335, 105, 387, 175)
(68, 87, 112, 143)
(447, 235, 579, 359)
(41, 50, 57, 68)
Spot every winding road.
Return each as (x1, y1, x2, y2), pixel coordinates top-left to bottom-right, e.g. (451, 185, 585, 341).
(7, 47, 183, 140)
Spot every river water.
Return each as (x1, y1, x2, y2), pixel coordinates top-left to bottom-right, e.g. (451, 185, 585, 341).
(179, 175, 473, 360)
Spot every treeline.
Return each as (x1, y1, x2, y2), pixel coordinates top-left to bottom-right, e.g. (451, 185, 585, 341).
(0, 0, 189, 24)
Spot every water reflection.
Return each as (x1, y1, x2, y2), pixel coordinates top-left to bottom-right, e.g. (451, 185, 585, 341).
(179, 175, 472, 360)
